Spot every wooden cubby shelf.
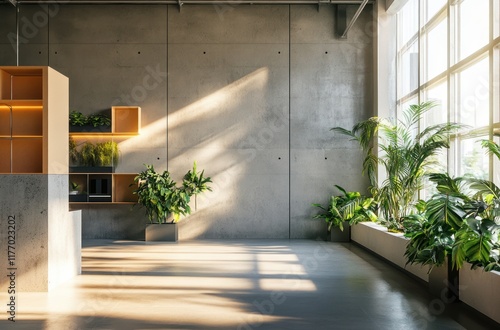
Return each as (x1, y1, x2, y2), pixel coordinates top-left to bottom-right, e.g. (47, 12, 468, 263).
(69, 173, 138, 204)
(0, 66, 68, 174)
(69, 106, 141, 137)
(69, 106, 140, 205)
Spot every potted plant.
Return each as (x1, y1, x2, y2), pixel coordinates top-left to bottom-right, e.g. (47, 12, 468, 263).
(87, 113, 111, 128)
(404, 141, 500, 299)
(404, 142, 500, 272)
(403, 173, 465, 299)
(69, 181, 87, 202)
(69, 137, 79, 166)
(69, 140, 119, 173)
(332, 101, 462, 231)
(69, 110, 111, 132)
(312, 185, 377, 242)
(133, 162, 212, 241)
(69, 110, 87, 127)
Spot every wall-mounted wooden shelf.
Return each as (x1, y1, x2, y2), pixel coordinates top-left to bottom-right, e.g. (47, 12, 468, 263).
(0, 66, 68, 174)
(69, 106, 140, 205)
(69, 173, 138, 204)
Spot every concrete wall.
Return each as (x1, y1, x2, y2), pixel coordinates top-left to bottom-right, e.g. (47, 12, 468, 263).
(0, 3, 373, 239)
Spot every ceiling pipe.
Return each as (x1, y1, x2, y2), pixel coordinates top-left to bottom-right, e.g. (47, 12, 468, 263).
(340, 0, 369, 38)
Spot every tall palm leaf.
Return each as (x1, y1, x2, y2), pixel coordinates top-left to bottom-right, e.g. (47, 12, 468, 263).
(332, 102, 462, 227)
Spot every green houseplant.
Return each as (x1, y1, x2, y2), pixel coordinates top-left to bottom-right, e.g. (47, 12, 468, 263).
(402, 167, 500, 299)
(87, 113, 111, 128)
(69, 110, 111, 132)
(69, 137, 79, 165)
(133, 162, 212, 224)
(71, 140, 119, 171)
(69, 110, 87, 126)
(404, 140, 500, 272)
(312, 185, 377, 241)
(332, 101, 462, 231)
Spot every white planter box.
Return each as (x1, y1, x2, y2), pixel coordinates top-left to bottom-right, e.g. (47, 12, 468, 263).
(351, 222, 430, 282)
(459, 265, 500, 324)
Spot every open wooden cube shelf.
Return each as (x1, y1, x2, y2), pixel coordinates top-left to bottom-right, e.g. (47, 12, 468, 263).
(12, 106, 43, 136)
(12, 138, 43, 173)
(113, 174, 137, 203)
(112, 106, 141, 135)
(0, 140, 11, 172)
(0, 67, 43, 100)
(0, 66, 68, 174)
(0, 106, 10, 136)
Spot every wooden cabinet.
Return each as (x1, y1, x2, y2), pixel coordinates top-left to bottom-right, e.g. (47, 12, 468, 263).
(0, 67, 80, 292)
(0, 66, 68, 174)
(69, 106, 140, 205)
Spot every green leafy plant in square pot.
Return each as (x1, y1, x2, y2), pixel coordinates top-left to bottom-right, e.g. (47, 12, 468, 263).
(133, 162, 212, 242)
(69, 140, 119, 173)
(69, 110, 111, 133)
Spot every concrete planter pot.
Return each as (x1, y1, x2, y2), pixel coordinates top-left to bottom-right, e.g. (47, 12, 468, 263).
(70, 124, 111, 133)
(459, 265, 500, 324)
(145, 223, 178, 242)
(428, 257, 459, 301)
(351, 222, 430, 282)
(70, 166, 114, 173)
(329, 221, 350, 242)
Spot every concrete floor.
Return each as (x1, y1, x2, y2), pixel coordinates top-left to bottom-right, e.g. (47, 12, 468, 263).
(1, 240, 499, 330)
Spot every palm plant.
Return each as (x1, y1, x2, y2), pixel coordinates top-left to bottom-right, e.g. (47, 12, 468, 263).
(332, 101, 462, 230)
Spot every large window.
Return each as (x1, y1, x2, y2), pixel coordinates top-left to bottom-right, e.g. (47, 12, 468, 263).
(396, 0, 500, 184)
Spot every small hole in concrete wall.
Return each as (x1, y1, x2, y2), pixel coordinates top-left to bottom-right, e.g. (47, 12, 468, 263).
(325, 157, 328, 160)
(203, 51, 206, 54)
(325, 51, 328, 54)
(278, 51, 281, 54)
(138, 51, 141, 54)
(157, 157, 160, 160)
(54, 51, 58, 54)
(38, 51, 42, 54)
(278, 157, 281, 160)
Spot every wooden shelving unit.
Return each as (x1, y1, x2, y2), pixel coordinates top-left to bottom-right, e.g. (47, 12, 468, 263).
(0, 67, 80, 292)
(0, 66, 68, 174)
(69, 106, 140, 205)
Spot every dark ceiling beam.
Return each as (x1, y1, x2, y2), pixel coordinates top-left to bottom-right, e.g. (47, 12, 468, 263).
(15, 0, 373, 4)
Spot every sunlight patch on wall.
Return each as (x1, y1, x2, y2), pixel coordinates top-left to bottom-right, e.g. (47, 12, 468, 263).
(168, 67, 270, 130)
